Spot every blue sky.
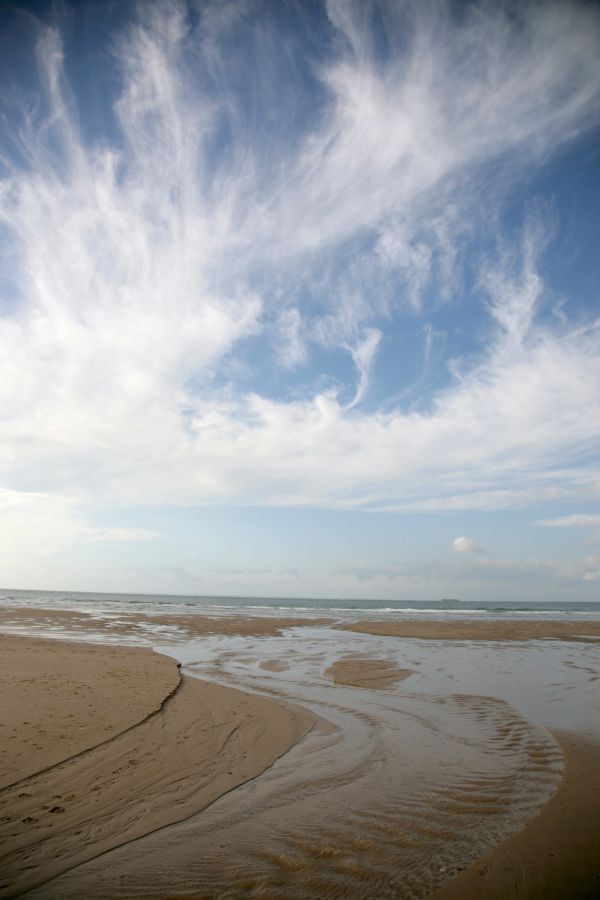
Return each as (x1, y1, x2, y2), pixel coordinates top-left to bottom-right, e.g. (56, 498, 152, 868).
(0, 0, 599, 600)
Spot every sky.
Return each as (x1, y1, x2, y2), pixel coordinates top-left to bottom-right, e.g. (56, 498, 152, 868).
(0, 0, 599, 602)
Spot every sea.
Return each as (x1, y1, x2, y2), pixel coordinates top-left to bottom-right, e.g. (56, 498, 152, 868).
(1, 587, 599, 621)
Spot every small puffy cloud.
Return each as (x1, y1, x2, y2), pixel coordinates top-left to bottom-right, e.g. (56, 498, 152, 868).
(453, 536, 484, 554)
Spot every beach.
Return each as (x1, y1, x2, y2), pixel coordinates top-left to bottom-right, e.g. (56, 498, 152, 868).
(339, 618, 600, 643)
(430, 730, 600, 899)
(0, 631, 315, 897)
(2, 0, 599, 896)
(0, 600, 598, 898)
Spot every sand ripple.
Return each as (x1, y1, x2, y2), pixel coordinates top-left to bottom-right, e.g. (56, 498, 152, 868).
(0, 671, 313, 898)
(29, 641, 564, 900)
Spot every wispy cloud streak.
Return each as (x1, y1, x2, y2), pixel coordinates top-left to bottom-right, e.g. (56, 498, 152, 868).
(0, 0, 599, 534)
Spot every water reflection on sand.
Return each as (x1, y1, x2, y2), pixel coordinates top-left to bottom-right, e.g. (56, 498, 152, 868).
(27, 624, 599, 899)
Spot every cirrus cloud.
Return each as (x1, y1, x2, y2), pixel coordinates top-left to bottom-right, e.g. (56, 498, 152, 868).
(0, 0, 599, 577)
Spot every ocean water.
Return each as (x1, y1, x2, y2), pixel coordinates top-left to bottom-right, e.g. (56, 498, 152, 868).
(1, 586, 599, 621)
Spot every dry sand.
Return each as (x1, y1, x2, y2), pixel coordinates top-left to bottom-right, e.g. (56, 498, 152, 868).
(339, 618, 600, 642)
(325, 656, 414, 688)
(0, 634, 315, 898)
(0, 634, 180, 788)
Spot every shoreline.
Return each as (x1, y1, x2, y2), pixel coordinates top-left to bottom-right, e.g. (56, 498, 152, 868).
(2, 604, 600, 645)
(0, 605, 330, 644)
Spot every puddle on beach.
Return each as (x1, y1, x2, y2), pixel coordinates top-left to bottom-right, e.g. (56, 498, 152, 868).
(21, 622, 599, 900)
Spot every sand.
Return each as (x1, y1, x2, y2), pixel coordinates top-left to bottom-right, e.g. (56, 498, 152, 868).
(0, 606, 329, 641)
(1, 612, 600, 899)
(338, 618, 600, 642)
(10, 605, 600, 644)
(325, 656, 414, 688)
(333, 618, 600, 898)
(430, 730, 600, 900)
(0, 634, 315, 898)
(0, 634, 180, 789)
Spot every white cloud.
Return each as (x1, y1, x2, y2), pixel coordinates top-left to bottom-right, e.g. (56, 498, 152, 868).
(534, 514, 600, 528)
(346, 328, 382, 408)
(534, 513, 600, 548)
(0, 0, 599, 559)
(275, 308, 307, 368)
(261, 0, 600, 263)
(376, 227, 432, 312)
(452, 536, 485, 554)
(0, 490, 153, 575)
(0, 490, 80, 566)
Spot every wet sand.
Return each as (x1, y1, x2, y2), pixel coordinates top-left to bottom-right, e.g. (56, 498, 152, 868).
(0, 605, 328, 641)
(339, 618, 600, 642)
(3, 604, 599, 643)
(0, 634, 315, 897)
(325, 656, 414, 688)
(1, 610, 599, 898)
(431, 730, 600, 900)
